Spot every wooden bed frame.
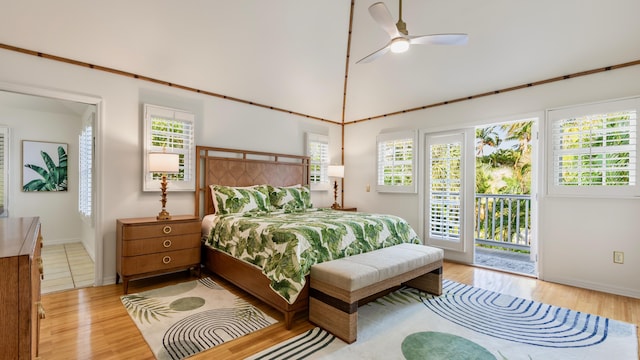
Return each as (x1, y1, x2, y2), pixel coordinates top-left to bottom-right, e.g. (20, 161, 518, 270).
(194, 146, 311, 329)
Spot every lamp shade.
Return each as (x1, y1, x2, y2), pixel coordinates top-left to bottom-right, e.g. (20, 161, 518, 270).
(328, 165, 344, 178)
(148, 152, 180, 173)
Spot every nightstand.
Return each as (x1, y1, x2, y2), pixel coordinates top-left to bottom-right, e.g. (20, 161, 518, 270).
(330, 207, 357, 212)
(116, 215, 201, 294)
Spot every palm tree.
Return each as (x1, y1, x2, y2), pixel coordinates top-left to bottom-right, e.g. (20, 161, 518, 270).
(501, 121, 532, 169)
(475, 126, 501, 156)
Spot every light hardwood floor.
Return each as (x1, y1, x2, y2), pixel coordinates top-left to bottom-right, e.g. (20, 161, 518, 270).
(39, 262, 640, 359)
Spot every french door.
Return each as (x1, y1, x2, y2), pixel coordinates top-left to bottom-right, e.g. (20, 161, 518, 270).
(424, 129, 475, 260)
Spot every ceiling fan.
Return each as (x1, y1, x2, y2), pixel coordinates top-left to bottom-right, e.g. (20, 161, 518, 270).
(356, 0, 468, 64)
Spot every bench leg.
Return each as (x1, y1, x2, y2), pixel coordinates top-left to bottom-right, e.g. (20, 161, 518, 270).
(404, 267, 443, 295)
(309, 293, 358, 343)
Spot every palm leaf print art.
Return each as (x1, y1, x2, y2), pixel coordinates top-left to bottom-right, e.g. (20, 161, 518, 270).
(23, 145, 68, 191)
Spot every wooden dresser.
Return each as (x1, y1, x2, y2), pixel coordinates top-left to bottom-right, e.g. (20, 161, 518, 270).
(116, 215, 201, 294)
(0, 217, 43, 359)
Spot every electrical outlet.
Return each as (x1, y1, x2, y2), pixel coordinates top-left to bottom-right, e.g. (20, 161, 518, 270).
(613, 251, 624, 264)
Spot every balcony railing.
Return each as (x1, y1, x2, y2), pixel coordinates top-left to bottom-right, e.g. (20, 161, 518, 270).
(475, 194, 531, 252)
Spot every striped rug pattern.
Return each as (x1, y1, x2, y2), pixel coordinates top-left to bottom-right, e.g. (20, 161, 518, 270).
(249, 327, 336, 360)
(247, 281, 637, 359)
(122, 277, 277, 360)
(423, 280, 611, 348)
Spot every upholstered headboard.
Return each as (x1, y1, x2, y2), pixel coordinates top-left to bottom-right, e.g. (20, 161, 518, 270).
(194, 146, 310, 218)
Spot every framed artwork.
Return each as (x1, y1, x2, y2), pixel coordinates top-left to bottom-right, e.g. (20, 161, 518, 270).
(22, 140, 68, 192)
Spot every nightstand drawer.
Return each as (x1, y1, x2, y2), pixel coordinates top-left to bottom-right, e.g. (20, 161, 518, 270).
(121, 221, 200, 240)
(121, 248, 200, 275)
(122, 234, 201, 256)
(116, 215, 201, 294)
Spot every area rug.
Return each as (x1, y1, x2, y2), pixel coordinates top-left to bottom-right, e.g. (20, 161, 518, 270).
(121, 277, 277, 360)
(247, 280, 638, 359)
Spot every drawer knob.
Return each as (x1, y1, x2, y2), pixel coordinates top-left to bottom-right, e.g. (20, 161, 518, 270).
(162, 225, 172, 234)
(37, 257, 44, 279)
(162, 256, 172, 264)
(163, 239, 172, 248)
(37, 302, 46, 319)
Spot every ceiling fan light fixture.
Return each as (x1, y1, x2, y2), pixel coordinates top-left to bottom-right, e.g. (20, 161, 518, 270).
(390, 37, 410, 53)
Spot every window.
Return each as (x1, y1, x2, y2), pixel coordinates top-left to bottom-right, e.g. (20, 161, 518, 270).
(143, 104, 195, 191)
(0, 126, 9, 217)
(376, 130, 417, 192)
(78, 120, 93, 217)
(306, 133, 330, 191)
(548, 97, 639, 197)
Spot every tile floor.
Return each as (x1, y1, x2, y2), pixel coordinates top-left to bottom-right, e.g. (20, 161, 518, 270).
(41, 242, 94, 294)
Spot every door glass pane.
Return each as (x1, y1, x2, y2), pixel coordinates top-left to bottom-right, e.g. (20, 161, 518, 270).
(429, 141, 462, 241)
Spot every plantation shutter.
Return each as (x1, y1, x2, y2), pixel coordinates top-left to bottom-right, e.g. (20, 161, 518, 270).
(548, 97, 640, 197)
(424, 131, 472, 253)
(306, 133, 330, 190)
(143, 104, 195, 191)
(78, 124, 92, 217)
(376, 131, 416, 193)
(429, 141, 461, 241)
(0, 127, 6, 217)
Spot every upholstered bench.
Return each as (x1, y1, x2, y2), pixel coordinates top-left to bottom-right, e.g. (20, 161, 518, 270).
(308, 243, 444, 343)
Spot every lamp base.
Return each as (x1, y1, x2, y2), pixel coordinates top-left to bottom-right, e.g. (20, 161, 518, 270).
(157, 210, 172, 220)
(330, 202, 342, 209)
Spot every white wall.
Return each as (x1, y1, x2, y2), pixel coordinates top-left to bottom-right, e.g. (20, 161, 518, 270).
(0, 95, 84, 245)
(1, 47, 638, 299)
(344, 66, 640, 299)
(0, 49, 342, 285)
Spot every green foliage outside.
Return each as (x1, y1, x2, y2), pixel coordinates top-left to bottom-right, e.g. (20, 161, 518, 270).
(152, 118, 185, 181)
(475, 121, 532, 250)
(555, 112, 633, 186)
(380, 139, 413, 186)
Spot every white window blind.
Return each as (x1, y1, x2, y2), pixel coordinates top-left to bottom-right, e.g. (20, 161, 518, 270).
(78, 124, 92, 217)
(548, 97, 640, 197)
(429, 141, 462, 240)
(306, 133, 329, 190)
(376, 130, 416, 193)
(0, 126, 7, 217)
(143, 104, 195, 191)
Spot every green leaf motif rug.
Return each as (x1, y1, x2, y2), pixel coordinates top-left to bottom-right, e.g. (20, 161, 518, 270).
(121, 277, 277, 360)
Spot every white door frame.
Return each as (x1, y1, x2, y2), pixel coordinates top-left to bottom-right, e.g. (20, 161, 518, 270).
(0, 81, 104, 286)
(419, 128, 475, 264)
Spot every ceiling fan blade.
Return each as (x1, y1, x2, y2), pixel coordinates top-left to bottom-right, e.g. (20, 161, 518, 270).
(409, 33, 469, 45)
(356, 42, 391, 64)
(368, 2, 400, 38)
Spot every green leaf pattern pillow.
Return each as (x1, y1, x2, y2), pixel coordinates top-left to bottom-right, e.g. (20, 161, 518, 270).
(211, 185, 271, 214)
(268, 185, 312, 211)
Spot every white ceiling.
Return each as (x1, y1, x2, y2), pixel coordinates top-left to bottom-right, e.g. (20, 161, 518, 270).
(1, 0, 640, 123)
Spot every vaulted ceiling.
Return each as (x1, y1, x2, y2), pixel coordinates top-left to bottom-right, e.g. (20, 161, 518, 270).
(1, 0, 640, 124)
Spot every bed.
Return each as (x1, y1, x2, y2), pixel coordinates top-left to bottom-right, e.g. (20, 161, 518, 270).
(194, 146, 420, 328)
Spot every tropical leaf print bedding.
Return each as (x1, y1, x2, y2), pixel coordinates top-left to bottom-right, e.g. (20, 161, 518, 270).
(203, 208, 420, 304)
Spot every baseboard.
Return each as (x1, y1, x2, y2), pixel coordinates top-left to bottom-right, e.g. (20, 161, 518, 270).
(81, 238, 96, 262)
(42, 237, 82, 246)
(102, 275, 117, 285)
(542, 275, 640, 299)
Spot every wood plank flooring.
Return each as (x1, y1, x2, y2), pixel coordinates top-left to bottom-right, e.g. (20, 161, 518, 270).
(39, 262, 640, 359)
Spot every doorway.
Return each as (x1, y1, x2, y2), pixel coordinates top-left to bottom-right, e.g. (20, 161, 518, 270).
(0, 84, 102, 289)
(423, 117, 539, 277)
(474, 118, 538, 276)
